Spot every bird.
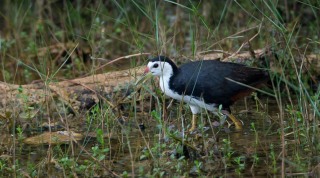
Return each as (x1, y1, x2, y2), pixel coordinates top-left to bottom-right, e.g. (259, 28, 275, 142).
(144, 56, 269, 131)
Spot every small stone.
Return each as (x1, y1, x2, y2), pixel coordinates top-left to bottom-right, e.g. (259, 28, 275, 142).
(212, 121, 220, 127)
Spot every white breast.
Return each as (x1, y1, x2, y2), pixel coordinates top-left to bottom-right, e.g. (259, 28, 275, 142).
(159, 75, 217, 114)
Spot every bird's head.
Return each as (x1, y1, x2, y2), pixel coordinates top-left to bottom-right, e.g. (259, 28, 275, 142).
(145, 56, 178, 77)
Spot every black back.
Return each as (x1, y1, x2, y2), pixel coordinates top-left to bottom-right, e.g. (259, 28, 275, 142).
(168, 59, 268, 109)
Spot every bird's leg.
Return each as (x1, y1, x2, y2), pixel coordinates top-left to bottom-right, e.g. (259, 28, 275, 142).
(189, 105, 200, 132)
(189, 114, 197, 132)
(222, 111, 243, 130)
(228, 113, 243, 130)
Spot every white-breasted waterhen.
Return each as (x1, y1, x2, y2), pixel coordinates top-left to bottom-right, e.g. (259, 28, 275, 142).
(145, 56, 269, 131)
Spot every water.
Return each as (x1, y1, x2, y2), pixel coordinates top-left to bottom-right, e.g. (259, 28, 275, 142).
(0, 98, 313, 177)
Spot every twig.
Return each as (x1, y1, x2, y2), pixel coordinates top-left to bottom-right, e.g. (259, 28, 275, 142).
(72, 138, 120, 177)
(92, 52, 151, 72)
(223, 23, 262, 61)
(198, 25, 260, 55)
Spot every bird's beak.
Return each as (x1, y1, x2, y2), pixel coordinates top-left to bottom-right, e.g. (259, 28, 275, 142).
(144, 67, 150, 74)
(136, 68, 152, 86)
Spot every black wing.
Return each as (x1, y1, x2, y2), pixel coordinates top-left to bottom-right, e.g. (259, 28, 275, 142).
(169, 60, 268, 108)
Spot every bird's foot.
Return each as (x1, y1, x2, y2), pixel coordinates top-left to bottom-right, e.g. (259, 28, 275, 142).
(188, 127, 200, 136)
(228, 114, 243, 130)
(221, 111, 243, 130)
(188, 126, 197, 133)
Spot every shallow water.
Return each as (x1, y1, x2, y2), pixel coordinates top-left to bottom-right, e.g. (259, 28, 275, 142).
(0, 98, 315, 177)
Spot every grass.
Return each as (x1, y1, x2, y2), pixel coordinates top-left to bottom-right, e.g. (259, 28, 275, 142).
(0, 0, 320, 177)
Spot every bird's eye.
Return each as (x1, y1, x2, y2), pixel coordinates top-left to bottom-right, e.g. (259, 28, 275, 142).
(153, 63, 159, 68)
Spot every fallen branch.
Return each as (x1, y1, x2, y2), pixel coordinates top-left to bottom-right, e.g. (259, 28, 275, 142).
(0, 49, 318, 114)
